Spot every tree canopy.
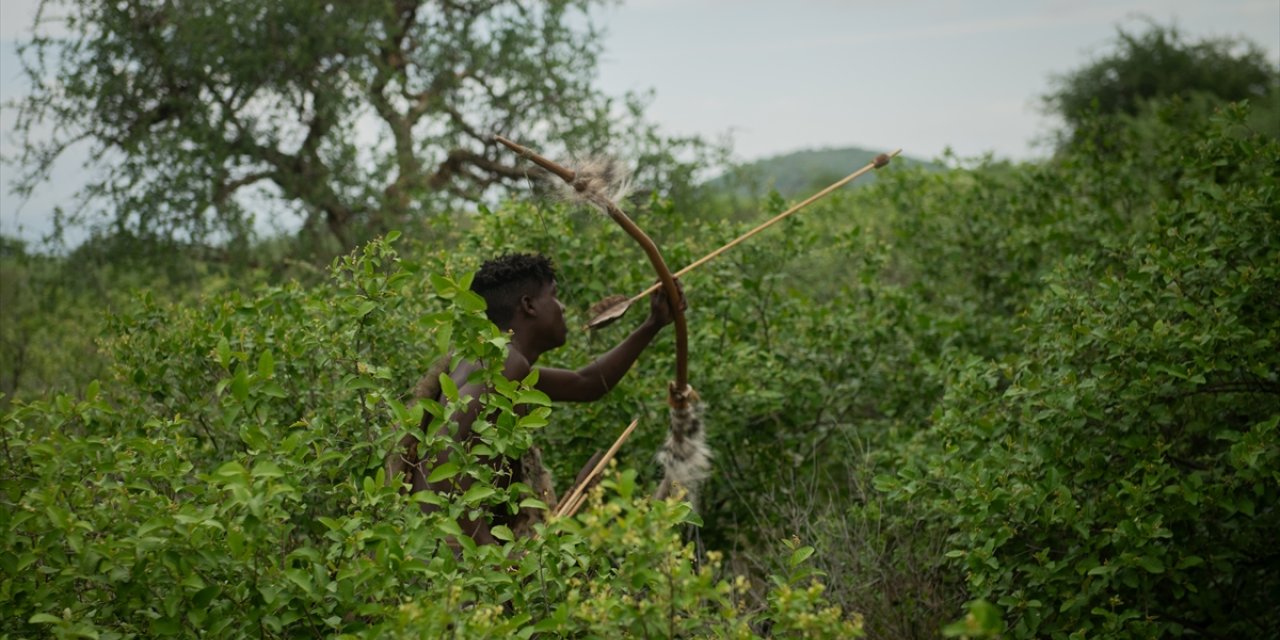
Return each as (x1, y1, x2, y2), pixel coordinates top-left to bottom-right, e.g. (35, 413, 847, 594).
(1043, 20, 1279, 145)
(10, 0, 697, 250)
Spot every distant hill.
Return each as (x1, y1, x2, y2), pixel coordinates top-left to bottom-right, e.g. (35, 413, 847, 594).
(707, 146, 936, 198)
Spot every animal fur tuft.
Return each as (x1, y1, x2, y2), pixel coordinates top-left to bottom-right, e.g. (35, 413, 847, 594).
(655, 397, 712, 509)
(556, 155, 633, 209)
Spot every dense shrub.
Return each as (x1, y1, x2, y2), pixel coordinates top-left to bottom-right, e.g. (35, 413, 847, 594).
(876, 104, 1279, 636)
(1, 234, 863, 638)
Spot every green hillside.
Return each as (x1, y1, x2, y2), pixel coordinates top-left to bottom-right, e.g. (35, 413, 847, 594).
(711, 146, 937, 198)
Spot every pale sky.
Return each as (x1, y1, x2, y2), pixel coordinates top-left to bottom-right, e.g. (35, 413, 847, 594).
(2, 0, 1277, 244)
(594, 0, 1279, 160)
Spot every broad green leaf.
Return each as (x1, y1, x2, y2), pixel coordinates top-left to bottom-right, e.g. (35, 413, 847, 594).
(427, 462, 460, 484)
(515, 389, 551, 407)
(251, 461, 285, 479)
(437, 519, 463, 537)
(789, 545, 816, 567)
(461, 485, 496, 503)
(519, 498, 548, 511)
(429, 273, 455, 298)
(257, 350, 275, 378)
(354, 300, 377, 318)
(216, 337, 231, 368)
(438, 372, 459, 402)
(192, 585, 221, 609)
(1137, 555, 1165, 574)
(260, 381, 287, 398)
(212, 461, 248, 482)
(456, 290, 487, 312)
(230, 366, 249, 403)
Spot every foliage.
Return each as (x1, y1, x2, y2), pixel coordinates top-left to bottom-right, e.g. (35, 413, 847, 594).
(8, 0, 716, 250)
(4, 30, 1280, 636)
(1, 234, 862, 638)
(1043, 19, 1279, 148)
(875, 104, 1280, 637)
(0, 237, 103, 402)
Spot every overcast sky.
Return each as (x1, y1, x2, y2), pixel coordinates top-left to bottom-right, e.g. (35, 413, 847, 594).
(2, 0, 1277, 243)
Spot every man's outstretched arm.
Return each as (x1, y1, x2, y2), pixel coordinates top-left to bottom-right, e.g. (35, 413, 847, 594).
(536, 284, 684, 402)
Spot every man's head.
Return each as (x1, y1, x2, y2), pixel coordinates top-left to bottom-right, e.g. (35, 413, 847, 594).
(471, 253, 567, 349)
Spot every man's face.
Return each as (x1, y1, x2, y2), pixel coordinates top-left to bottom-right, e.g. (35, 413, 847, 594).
(534, 279, 568, 349)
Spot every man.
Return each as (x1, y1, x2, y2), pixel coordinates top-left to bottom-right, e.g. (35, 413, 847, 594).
(392, 253, 683, 545)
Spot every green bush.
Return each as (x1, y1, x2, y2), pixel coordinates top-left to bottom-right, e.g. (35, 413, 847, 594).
(876, 104, 1280, 636)
(1, 233, 863, 638)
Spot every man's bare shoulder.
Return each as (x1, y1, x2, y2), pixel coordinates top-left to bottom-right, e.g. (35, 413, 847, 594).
(502, 347, 533, 381)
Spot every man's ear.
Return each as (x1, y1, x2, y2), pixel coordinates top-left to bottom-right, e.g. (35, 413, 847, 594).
(519, 294, 538, 317)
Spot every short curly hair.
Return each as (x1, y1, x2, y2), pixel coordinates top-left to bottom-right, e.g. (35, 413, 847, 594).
(470, 253, 558, 326)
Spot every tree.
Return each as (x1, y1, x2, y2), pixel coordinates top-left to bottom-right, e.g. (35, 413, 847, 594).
(9, 0, 689, 250)
(1043, 20, 1279, 146)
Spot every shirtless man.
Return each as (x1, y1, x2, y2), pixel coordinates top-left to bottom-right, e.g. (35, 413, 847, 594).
(395, 253, 683, 545)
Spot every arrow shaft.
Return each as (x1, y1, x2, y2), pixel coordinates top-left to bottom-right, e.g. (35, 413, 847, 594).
(629, 149, 901, 303)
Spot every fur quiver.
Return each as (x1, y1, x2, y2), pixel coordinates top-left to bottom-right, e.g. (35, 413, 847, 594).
(655, 386, 712, 510)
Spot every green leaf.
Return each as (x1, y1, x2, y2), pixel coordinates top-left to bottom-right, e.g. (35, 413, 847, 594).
(437, 518, 463, 537)
(456, 290, 487, 313)
(789, 545, 816, 567)
(461, 485, 496, 503)
(1137, 555, 1165, 574)
(681, 509, 705, 527)
(871, 474, 898, 492)
(260, 381, 287, 398)
(230, 366, 249, 403)
(1177, 555, 1204, 569)
(519, 498, 548, 511)
(515, 389, 551, 407)
(216, 337, 231, 368)
(438, 372, 459, 402)
(490, 525, 514, 541)
(343, 375, 379, 391)
(251, 461, 285, 479)
(29, 613, 62, 624)
(430, 273, 456, 298)
(427, 462, 460, 484)
(354, 300, 377, 318)
(285, 568, 314, 595)
(257, 351, 275, 378)
(434, 324, 453, 357)
(213, 461, 248, 482)
(457, 269, 475, 291)
(317, 517, 344, 531)
(192, 585, 221, 608)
